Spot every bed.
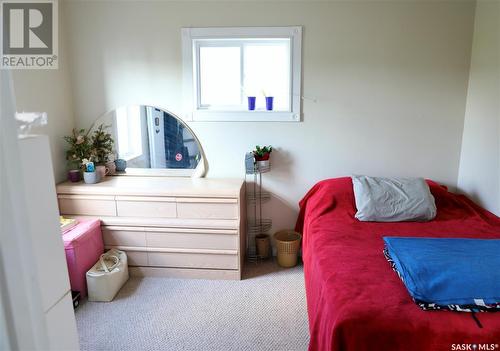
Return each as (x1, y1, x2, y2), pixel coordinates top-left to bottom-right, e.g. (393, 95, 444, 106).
(295, 177, 500, 351)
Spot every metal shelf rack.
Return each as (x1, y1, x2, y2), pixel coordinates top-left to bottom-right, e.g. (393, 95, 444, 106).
(245, 156, 272, 262)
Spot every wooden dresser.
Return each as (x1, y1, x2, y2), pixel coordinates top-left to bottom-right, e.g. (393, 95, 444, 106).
(56, 177, 246, 280)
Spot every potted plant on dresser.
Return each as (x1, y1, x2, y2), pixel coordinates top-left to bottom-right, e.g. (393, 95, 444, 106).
(253, 145, 272, 171)
(91, 124, 115, 178)
(64, 128, 93, 182)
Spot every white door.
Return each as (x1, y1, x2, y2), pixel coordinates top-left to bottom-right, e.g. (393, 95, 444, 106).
(0, 70, 79, 350)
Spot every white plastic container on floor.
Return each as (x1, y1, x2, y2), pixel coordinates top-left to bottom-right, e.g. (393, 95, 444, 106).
(86, 249, 129, 302)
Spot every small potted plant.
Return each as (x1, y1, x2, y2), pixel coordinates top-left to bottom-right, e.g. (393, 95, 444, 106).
(81, 159, 98, 184)
(91, 124, 115, 179)
(64, 128, 93, 182)
(91, 124, 114, 165)
(253, 145, 272, 170)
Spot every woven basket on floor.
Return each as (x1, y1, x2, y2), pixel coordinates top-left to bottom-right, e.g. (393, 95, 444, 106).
(274, 230, 302, 268)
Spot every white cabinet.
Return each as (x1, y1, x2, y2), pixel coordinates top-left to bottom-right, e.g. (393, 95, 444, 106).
(57, 176, 246, 280)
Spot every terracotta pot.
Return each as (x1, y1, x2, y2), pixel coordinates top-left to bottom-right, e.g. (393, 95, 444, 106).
(96, 165, 108, 181)
(255, 234, 271, 259)
(254, 152, 270, 161)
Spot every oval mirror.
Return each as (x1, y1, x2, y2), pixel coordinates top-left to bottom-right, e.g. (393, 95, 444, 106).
(92, 105, 207, 177)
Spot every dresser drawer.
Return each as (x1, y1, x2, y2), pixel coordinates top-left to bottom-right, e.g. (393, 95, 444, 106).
(102, 226, 146, 247)
(145, 228, 239, 250)
(116, 196, 176, 218)
(125, 251, 148, 266)
(58, 195, 116, 216)
(148, 249, 238, 269)
(176, 198, 238, 219)
(104, 246, 148, 266)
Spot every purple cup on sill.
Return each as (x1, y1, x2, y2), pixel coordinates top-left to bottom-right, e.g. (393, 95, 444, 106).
(265, 96, 274, 111)
(248, 96, 256, 110)
(68, 169, 81, 182)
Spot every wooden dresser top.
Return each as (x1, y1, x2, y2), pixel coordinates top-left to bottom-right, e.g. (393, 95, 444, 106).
(57, 176, 244, 198)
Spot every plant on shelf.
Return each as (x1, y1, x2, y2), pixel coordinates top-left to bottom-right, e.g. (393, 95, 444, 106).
(91, 124, 114, 165)
(64, 128, 93, 170)
(253, 145, 273, 161)
(252, 145, 273, 170)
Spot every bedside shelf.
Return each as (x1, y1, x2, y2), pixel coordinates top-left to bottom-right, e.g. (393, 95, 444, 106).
(247, 191, 271, 204)
(247, 219, 272, 235)
(245, 163, 271, 174)
(244, 154, 272, 262)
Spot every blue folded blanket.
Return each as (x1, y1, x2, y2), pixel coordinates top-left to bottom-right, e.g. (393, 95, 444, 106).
(383, 237, 500, 312)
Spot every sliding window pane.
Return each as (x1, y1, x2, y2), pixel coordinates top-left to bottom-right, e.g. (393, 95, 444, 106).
(199, 46, 241, 108)
(243, 41, 290, 111)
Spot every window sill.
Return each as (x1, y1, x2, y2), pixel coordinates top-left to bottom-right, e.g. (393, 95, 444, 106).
(188, 110, 301, 122)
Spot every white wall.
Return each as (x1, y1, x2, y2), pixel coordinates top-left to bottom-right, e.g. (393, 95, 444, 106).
(12, 1, 75, 182)
(458, 0, 500, 215)
(65, 0, 475, 230)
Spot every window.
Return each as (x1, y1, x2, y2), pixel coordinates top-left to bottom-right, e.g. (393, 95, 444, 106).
(182, 27, 302, 122)
(115, 105, 143, 161)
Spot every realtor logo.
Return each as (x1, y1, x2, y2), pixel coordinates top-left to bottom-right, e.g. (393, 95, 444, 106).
(1, 0, 58, 69)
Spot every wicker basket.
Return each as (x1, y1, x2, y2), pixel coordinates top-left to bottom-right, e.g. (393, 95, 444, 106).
(274, 230, 302, 267)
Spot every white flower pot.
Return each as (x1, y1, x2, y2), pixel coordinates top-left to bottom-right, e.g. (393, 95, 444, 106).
(256, 160, 270, 170)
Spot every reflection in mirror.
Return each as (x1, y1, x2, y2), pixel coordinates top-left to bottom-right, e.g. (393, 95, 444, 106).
(95, 105, 206, 177)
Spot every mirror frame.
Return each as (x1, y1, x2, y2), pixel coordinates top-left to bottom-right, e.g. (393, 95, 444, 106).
(90, 105, 208, 178)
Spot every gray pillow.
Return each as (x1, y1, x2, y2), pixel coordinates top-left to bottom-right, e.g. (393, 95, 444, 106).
(352, 175, 437, 222)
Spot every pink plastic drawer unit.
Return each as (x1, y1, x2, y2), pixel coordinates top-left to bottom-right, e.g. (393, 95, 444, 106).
(62, 219, 104, 298)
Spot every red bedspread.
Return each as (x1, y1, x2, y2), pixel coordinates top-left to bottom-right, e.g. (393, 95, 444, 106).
(295, 177, 500, 351)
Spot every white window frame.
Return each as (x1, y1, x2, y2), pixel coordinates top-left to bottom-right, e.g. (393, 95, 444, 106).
(182, 26, 302, 122)
(115, 105, 143, 162)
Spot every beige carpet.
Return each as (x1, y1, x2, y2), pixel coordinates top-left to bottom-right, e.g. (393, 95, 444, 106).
(75, 261, 309, 351)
